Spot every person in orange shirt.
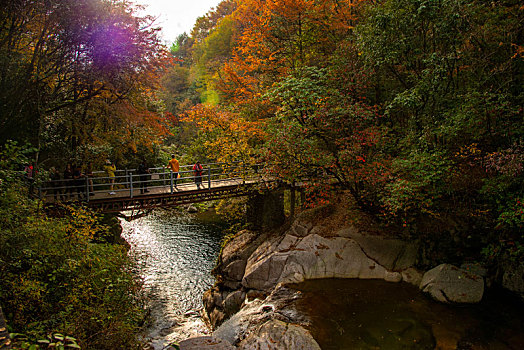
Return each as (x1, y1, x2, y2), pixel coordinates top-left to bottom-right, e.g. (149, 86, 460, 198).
(167, 154, 180, 189)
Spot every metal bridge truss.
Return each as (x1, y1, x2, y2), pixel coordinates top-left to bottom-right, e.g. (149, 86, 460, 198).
(86, 183, 259, 214)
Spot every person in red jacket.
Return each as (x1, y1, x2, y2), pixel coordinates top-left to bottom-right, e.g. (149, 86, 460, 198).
(193, 161, 203, 189)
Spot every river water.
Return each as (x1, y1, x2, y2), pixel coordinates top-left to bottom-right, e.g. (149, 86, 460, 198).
(120, 209, 226, 349)
(121, 210, 524, 350)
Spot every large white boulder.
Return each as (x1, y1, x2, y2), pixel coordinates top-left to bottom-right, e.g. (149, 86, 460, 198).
(242, 234, 390, 290)
(420, 264, 484, 303)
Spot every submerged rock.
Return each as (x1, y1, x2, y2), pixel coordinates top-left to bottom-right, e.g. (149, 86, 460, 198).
(401, 267, 424, 286)
(420, 264, 484, 303)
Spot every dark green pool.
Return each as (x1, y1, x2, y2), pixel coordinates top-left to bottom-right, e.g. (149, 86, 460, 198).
(290, 279, 524, 350)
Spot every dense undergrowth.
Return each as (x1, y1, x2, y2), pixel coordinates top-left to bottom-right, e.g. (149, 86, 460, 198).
(0, 145, 145, 349)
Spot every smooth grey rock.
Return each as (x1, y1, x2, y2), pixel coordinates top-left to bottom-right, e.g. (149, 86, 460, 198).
(223, 259, 247, 282)
(238, 319, 321, 350)
(420, 264, 484, 303)
(349, 234, 418, 271)
(243, 252, 289, 290)
(276, 234, 299, 251)
(213, 299, 266, 345)
(501, 261, 524, 296)
(179, 336, 234, 350)
(293, 222, 311, 236)
(220, 230, 259, 268)
(242, 234, 389, 290)
(401, 267, 424, 286)
(223, 290, 246, 317)
(384, 271, 402, 283)
(214, 285, 310, 347)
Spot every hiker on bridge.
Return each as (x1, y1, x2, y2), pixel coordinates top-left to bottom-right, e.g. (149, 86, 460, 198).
(138, 159, 150, 194)
(63, 163, 73, 200)
(193, 161, 203, 189)
(73, 164, 85, 200)
(104, 159, 116, 195)
(85, 162, 94, 196)
(167, 154, 179, 189)
(49, 167, 61, 200)
(24, 162, 35, 194)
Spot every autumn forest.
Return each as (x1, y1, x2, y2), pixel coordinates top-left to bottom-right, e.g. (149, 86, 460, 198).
(166, 0, 523, 248)
(0, 0, 523, 348)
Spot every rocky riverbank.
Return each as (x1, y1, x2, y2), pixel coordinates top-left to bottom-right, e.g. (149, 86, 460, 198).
(178, 199, 523, 349)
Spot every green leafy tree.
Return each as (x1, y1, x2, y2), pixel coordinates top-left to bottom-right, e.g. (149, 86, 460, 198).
(0, 0, 169, 167)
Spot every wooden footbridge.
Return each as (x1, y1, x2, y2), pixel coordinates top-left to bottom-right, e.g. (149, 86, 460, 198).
(39, 162, 271, 215)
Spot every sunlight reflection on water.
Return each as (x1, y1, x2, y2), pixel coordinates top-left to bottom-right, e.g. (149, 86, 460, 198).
(120, 209, 225, 330)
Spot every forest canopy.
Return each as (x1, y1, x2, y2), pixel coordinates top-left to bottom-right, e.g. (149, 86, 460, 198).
(164, 0, 523, 257)
(0, 0, 170, 167)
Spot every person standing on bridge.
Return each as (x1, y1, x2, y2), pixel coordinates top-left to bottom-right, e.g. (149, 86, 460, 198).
(104, 159, 116, 195)
(138, 159, 150, 194)
(193, 161, 203, 189)
(63, 163, 73, 200)
(73, 164, 85, 200)
(167, 154, 179, 189)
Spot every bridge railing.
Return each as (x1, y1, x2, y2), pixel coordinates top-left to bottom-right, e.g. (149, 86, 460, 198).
(38, 161, 265, 203)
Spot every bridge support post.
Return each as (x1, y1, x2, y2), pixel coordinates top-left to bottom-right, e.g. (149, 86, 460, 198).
(86, 176, 90, 202)
(129, 173, 133, 198)
(246, 188, 285, 231)
(170, 171, 174, 193)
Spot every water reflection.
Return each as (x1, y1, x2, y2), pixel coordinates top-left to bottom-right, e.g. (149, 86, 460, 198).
(120, 209, 225, 342)
(291, 279, 524, 350)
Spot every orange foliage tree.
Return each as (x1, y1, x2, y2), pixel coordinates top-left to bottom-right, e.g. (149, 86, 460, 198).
(182, 104, 265, 164)
(215, 0, 358, 113)
(181, 0, 376, 206)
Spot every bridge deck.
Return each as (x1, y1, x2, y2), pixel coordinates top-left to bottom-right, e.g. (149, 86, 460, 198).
(40, 162, 268, 213)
